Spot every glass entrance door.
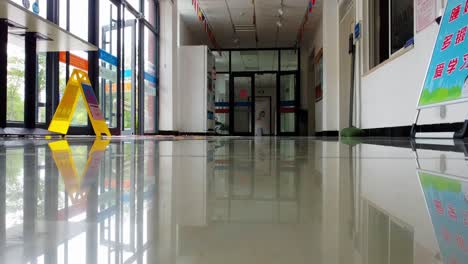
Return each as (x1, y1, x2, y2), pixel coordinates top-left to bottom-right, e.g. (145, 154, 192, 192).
(99, 0, 120, 134)
(231, 74, 255, 136)
(279, 73, 297, 135)
(99, 6, 138, 135)
(121, 9, 138, 135)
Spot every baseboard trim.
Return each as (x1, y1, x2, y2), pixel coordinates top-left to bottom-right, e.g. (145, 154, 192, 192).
(362, 122, 465, 138)
(315, 131, 339, 137)
(158, 130, 180, 136)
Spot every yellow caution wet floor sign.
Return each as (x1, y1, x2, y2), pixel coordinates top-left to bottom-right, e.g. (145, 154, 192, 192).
(48, 139, 110, 196)
(48, 69, 111, 137)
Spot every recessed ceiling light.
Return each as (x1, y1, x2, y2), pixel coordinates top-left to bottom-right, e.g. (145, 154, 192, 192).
(278, 8, 284, 17)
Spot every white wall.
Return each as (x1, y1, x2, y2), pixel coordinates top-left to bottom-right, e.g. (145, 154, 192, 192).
(301, 11, 324, 133)
(357, 0, 467, 129)
(303, 0, 467, 133)
(301, 1, 340, 133)
(178, 16, 203, 46)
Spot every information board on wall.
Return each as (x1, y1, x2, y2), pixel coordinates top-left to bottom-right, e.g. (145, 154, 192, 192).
(418, 0, 468, 108)
(418, 171, 468, 263)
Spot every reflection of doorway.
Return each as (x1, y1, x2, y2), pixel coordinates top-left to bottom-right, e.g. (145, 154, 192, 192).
(255, 97, 271, 136)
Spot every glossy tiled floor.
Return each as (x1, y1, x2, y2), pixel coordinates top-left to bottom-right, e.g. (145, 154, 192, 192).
(0, 137, 467, 264)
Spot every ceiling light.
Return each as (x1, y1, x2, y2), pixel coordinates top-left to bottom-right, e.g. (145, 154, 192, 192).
(276, 21, 282, 27)
(278, 8, 284, 17)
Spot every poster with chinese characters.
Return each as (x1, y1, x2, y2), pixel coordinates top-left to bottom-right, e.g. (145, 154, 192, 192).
(418, 0, 468, 108)
(418, 171, 468, 263)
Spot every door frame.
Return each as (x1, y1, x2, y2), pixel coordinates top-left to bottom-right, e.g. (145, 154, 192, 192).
(230, 73, 255, 136)
(278, 71, 299, 136)
(254, 96, 272, 136)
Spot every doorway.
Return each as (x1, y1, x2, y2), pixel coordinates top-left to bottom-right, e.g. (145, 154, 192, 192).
(255, 97, 271, 136)
(100, 6, 138, 135)
(231, 74, 255, 136)
(255, 73, 276, 136)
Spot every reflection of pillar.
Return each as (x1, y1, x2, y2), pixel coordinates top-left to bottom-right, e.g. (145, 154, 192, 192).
(147, 142, 159, 263)
(321, 142, 340, 264)
(44, 147, 58, 264)
(136, 142, 144, 263)
(0, 145, 5, 247)
(86, 145, 98, 264)
(114, 142, 122, 264)
(23, 144, 37, 260)
(157, 141, 176, 264)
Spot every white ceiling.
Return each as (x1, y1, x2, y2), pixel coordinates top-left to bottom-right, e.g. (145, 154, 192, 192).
(178, 0, 323, 49)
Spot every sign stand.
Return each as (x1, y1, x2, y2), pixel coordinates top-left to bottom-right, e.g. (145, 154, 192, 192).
(412, 0, 468, 139)
(411, 110, 468, 139)
(48, 69, 111, 137)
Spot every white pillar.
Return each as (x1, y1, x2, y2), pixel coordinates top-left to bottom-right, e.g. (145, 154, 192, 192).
(159, 0, 179, 132)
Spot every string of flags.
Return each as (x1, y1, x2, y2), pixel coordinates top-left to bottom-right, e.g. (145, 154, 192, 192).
(192, 0, 221, 50)
(296, 0, 316, 46)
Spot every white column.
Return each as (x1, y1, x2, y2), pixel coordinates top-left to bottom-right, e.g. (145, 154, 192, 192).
(159, 0, 179, 132)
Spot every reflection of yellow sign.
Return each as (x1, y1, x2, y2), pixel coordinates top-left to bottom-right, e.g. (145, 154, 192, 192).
(48, 139, 110, 198)
(48, 69, 111, 137)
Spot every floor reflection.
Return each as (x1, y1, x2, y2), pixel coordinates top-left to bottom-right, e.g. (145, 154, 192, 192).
(0, 137, 466, 263)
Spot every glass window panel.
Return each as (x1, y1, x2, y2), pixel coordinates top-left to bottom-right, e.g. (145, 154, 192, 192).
(69, 0, 89, 41)
(231, 50, 278, 72)
(99, 1, 119, 129)
(214, 51, 229, 72)
(57, 51, 89, 126)
(391, 0, 414, 54)
(145, 0, 158, 27)
(215, 74, 229, 134)
(122, 9, 139, 132)
(7, 43, 25, 122)
(144, 26, 158, 133)
(59, 0, 67, 29)
(233, 76, 253, 134)
(280, 74, 296, 133)
(37, 53, 46, 123)
(281, 50, 298, 71)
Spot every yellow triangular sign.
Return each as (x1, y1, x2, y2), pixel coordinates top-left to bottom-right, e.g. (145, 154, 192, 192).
(48, 139, 110, 196)
(48, 69, 111, 137)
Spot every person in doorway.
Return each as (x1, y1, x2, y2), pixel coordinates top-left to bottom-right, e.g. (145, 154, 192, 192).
(257, 111, 266, 121)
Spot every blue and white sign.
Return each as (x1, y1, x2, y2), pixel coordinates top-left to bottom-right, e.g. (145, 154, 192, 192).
(32, 0, 39, 14)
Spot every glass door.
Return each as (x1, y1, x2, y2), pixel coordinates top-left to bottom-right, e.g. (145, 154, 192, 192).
(121, 9, 138, 135)
(99, 0, 120, 134)
(231, 74, 255, 136)
(279, 73, 297, 135)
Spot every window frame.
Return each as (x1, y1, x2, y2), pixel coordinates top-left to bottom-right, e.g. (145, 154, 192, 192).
(366, 0, 415, 71)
